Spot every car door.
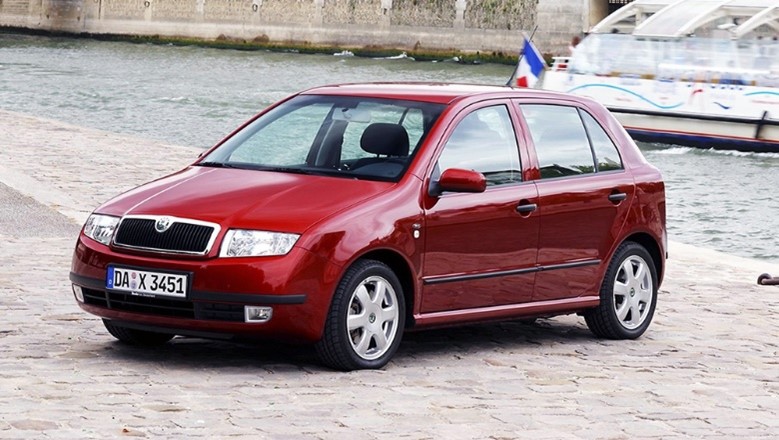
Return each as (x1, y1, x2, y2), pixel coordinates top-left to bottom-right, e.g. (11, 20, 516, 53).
(518, 102, 635, 301)
(420, 102, 539, 313)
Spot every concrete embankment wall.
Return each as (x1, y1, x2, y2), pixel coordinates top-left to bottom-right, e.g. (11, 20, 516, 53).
(0, 0, 589, 56)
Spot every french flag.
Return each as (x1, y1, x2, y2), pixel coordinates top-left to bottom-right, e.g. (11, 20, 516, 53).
(515, 37, 545, 88)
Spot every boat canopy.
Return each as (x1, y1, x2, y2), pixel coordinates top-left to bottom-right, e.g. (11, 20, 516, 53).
(568, 33, 779, 86)
(591, 0, 779, 39)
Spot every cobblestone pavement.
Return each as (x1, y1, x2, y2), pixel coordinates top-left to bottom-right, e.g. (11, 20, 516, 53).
(1, 110, 777, 439)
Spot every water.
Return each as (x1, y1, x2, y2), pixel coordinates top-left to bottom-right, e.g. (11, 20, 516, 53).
(640, 145, 779, 262)
(2, 33, 778, 263)
(0, 33, 511, 147)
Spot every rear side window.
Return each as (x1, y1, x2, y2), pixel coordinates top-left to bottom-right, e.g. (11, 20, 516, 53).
(580, 111, 623, 172)
(437, 105, 521, 186)
(521, 104, 595, 178)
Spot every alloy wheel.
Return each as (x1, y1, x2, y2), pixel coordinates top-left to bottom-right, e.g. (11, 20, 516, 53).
(346, 275, 400, 361)
(612, 255, 653, 330)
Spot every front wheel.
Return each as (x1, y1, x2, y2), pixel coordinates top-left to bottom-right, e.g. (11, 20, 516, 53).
(315, 259, 405, 371)
(585, 242, 658, 339)
(103, 319, 175, 346)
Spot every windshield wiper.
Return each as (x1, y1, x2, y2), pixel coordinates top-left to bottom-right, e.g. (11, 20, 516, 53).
(198, 163, 332, 176)
(263, 166, 328, 176)
(196, 161, 240, 168)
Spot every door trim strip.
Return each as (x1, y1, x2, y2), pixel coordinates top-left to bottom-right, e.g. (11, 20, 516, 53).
(422, 259, 601, 285)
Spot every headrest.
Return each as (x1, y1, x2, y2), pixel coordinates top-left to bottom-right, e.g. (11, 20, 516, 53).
(360, 123, 410, 156)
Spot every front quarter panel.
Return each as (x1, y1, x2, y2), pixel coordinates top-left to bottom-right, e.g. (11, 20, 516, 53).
(295, 178, 424, 288)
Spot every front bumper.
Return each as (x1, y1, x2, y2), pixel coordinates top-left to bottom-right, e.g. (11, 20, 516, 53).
(70, 235, 339, 343)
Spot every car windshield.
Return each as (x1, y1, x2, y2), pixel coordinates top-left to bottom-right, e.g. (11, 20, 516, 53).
(199, 94, 446, 182)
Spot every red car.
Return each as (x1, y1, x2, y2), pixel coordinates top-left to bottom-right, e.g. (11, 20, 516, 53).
(70, 83, 666, 371)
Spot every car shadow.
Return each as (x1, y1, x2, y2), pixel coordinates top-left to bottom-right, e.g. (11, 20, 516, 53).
(396, 318, 595, 361)
(94, 317, 597, 372)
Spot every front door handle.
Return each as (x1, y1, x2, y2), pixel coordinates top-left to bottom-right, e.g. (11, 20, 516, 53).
(608, 192, 627, 203)
(516, 203, 537, 214)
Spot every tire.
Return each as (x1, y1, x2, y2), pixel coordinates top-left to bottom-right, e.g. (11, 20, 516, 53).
(584, 241, 658, 339)
(315, 259, 405, 371)
(103, 319, 175, 346)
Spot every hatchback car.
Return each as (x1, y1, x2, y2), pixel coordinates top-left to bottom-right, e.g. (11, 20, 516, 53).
(70, 83, 666, 371)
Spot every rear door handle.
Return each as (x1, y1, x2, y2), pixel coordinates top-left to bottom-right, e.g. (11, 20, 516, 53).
(516, 203, 537, 214)
(608, 192, 627, 203)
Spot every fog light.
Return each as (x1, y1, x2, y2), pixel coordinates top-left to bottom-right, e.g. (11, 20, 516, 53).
(245, 306, 273, 323)
(72, 285, 84, 302)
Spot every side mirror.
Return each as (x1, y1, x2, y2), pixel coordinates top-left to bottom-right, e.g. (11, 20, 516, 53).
(432, 168, 487, 196)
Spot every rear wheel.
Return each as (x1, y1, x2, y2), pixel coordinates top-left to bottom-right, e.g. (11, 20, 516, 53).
(315, 259, 405, 371)
(103, 319, 175, 346)
(585, 242, 658, 339)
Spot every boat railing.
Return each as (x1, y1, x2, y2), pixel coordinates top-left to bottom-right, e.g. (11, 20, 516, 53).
(549, 56, 779, 87)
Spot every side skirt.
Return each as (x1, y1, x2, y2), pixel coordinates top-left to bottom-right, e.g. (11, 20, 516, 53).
(412, 295, 600, 329)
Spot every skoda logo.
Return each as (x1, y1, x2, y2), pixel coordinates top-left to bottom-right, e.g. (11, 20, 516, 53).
(154, 216, 173, 233)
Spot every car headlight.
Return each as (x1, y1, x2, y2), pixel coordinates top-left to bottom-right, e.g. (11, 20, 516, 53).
(219, 229, 300, 257)
(83, 214, 120, 246)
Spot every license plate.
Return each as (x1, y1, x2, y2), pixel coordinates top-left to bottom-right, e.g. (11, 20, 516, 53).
(106, 266, 188, 298)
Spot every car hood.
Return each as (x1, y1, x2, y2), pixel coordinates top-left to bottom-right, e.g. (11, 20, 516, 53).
(96, 166, 392, 233)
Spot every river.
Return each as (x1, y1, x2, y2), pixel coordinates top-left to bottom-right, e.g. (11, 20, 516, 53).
(2, 32, 778, 263)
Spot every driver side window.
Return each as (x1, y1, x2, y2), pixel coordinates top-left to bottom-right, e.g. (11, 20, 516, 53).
(437, 105, 521, 186)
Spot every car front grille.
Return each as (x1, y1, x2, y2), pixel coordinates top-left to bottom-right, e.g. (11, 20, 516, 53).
(82, 287, 244, 322)
(113, 216, 219, 255)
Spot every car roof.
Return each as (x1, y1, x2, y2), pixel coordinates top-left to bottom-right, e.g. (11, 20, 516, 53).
(299, 82, 577, 105)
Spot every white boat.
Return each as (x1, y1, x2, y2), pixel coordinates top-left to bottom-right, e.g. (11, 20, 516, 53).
(540, 0, 779, 152)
